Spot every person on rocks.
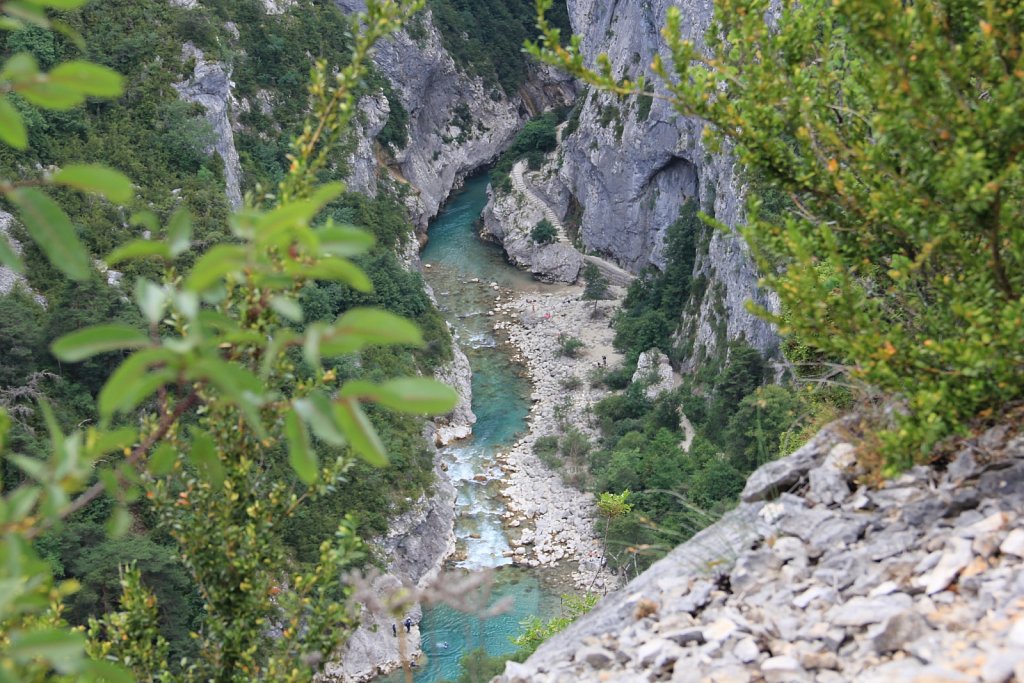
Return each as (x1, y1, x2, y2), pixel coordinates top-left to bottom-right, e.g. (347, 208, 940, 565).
(392, 623, 397, 637)
(404, 617, 413, 633)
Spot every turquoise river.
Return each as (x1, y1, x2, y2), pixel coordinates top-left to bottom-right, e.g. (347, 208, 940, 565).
(381, 173, 569, 682)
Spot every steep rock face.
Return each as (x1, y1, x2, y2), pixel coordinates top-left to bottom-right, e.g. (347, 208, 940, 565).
(0, 211, 46, 307)
(550, 0, 778, 364)
(173, 43, 243, 210)
(335, 1, 576, 231)
(325, 457, 456, 683)
(345, 92, 391, 197)
(371, 11, 530, 229)
(325, 346, 471, 682)
(325, 335, 472, 681)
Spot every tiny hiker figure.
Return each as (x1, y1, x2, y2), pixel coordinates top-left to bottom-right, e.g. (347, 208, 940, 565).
(404, 617, 413, 633)
(392, 623, 397, 637)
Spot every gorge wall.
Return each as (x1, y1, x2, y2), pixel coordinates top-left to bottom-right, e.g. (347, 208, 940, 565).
(484, 0, 779, 367)
(336, 0, 576, 232)
(561, 0, 778, 366)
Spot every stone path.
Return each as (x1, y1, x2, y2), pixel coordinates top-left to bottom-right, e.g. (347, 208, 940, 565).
(510, 160, 635, 288)
(511, 160, 569, 244)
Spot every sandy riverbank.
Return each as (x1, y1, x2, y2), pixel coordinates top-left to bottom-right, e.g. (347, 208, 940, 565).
(487, 283, 627, 593)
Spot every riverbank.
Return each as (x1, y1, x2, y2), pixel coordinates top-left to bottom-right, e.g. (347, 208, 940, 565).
(491, 285, 626, 593)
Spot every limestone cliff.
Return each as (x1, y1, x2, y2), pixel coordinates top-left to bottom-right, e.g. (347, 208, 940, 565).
(491, 0, 780, 366)
(432, 343, 476, 445)
(324, 455, 457, 683)
(322, 344, 471, 682)
(480, 180, 583, 283)
(335, 1, 576, 232)
(173, 43, 243, 210)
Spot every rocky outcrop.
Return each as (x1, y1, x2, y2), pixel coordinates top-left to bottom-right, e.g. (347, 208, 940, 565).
(481, 180, 583, 283)
(336, 2, 576, 231)
(0, 211, 46, 307)
(344, 92, 391, 197)
(496, 419, 1024, 683)
(322, 574, 423, 683)
(527, 0, 779, 366)
(631, 348, 678, 400)
(432, 343, 476, 445)
(368, 12, 520, 229)
(173, 43, 243, 210)
(262, 0, 295, 14)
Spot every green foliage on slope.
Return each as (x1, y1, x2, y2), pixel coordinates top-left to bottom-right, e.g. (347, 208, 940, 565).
(612, 200, 700, 365)
(530, 218, 557, 244)
(0, 1, 464, 679)
(489, 109, 561, 192)
(532, 0, 1024, 469)
(427, 0, 571, 95)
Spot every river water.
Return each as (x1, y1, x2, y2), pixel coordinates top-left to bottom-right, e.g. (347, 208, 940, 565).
(381, 174, 567, 682)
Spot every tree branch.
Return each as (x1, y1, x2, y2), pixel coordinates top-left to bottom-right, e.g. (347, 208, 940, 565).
(26, 390, 201, 540)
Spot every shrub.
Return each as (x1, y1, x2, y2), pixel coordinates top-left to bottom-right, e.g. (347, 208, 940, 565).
(0, 3, 449, 680)
(533, 0, 1024, 469)
(561, 427, 591, 463)
(531, 219, 558, 245)
(560, 374, 582, 390)
(601, 364, 634, 390)
(722, 384, 802, 473)
(533, 435, 559, 459)
(557, 332, 585, 358)
(534, 435, 561, 470)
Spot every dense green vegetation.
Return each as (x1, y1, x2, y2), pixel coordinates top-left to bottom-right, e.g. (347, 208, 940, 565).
(426, 0, 571, 95)
(611, 199, 699, 366)
(489, 109, 561, 192)
(0, 1, 455, 676)
(530, 218, 557, 244)
(577, 345, 813, 574)
(533, 0, 1024, 469)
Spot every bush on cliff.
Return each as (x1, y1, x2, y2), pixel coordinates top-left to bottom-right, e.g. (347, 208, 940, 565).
(531, 218, 558, 244)
(532, 0, 1024, 469)
(490, 110, 560, 191)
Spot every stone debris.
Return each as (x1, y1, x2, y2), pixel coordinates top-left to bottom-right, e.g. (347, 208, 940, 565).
(493, 421, 1024, 683)
(496, 287, 626, 592)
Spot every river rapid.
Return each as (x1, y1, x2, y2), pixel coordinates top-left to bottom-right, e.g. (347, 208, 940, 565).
(381, 174, 572, 682)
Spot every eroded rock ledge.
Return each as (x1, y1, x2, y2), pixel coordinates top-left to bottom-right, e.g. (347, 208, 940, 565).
(497, 419, 1024, 683)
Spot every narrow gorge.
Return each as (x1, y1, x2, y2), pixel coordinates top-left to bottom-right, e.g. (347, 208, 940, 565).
(1, 1, 1020, 683)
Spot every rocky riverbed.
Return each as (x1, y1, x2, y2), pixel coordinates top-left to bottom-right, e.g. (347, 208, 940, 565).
(481, 284, 627, 592)
(495, 417, 1024, 683)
